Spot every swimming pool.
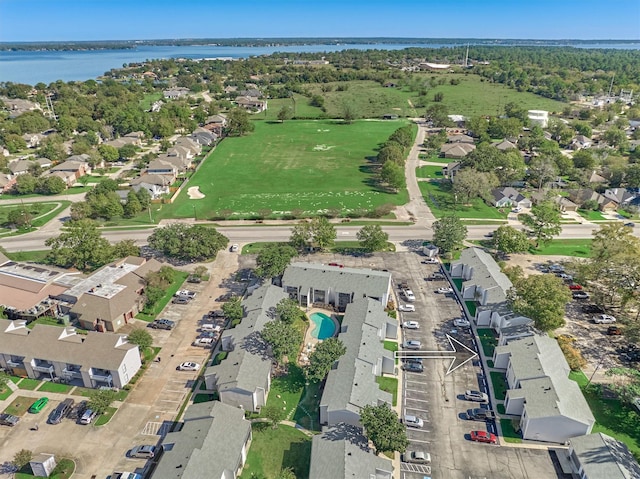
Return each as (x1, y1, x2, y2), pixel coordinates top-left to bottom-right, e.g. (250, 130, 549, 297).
(310, 312, 337, 340)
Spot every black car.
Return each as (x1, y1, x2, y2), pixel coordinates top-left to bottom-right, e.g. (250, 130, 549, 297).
(582, 304, 605, 314)
(208, 310, 225, 318)
(67, 400, 87, 420)
(47, 398, 74, 425)
(150, 319, 175, 330)
(216, 293, 235, 302)
(402, 362, 424, 373)
(0, 413, 19, 427)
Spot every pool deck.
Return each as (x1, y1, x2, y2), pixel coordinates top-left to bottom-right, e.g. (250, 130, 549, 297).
(299, 308, 340, 365)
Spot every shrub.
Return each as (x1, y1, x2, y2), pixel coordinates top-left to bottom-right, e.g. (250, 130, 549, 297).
(557, 339, 587, 371)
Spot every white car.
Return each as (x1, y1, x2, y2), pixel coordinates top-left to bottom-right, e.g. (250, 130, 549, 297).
(398, 304, 415, 312)
(403, 414, 424, 428)
(422, 258, 438, 264)
(176, 362, 201, 371)
(402, 321, 420, 329)
(175, 290, 196, 299)
(464, 390, 489, 403)
(453, 318, 470, 328)
(192, 338, 214, 348)
(594, 314, 617, 324)
(230, 244, 239, 252)
(512, 206, 522, 213)
(403, 289, 416, 302)
(403, 340, 422, 350)
(437, 287, 454, 294)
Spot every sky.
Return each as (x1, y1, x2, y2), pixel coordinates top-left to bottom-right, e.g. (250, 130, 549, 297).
(0, 0, 638, 42)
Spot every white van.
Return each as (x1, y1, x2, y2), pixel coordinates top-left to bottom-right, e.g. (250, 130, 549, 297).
(79, 408, 97, 425)
(201, 323, 218, 332)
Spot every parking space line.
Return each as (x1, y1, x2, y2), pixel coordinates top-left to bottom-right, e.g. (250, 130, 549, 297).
(408, 438, 431, 444)
(404, 407, 429, 414)
(404, 397, 429, 403)
(404, 388, 429, 394)
(158, 399, 181, 403)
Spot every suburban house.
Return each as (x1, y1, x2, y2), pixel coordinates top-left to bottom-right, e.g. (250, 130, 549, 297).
(203, 114, 227, 136)
(163, 87, 189, 99)
(490, 187, 532, 208)
(130, 173, 174, 199)
(450, 248, 532, 332)
(568, 188, 617, 211)
(145, 158, 180, 176)
(1, 97, 41, 117)
(571, 134, 593, 150)
(493, 334, 595, 443)
(603, 188, 638, 207)
(9, 157, 51, 176)
(55, 256, 163, 332)
(22, 133, 46, 148)
(204, 284, 288, 412)
(0, 319, 141, 389)
(564, 432, 640, 479)
(191, 127, 217, 146)
(102, 132, 143, 150)
(442, 161, 462, 179)
(47, 156, 91, 182)
(494, 139, 518, 151)
(440, 142, 476, 159)
(153, 400, 252, 479)
(588, 170, 607, 185)
(309, 423, 393, 479)
(0, 174, 16, 193)
(319, 298, 395, 427)
(174, 136, 202, 156)
(447, 134, 474, 144)
(281, 262, 392, 312)
(234, 96, 267, 112)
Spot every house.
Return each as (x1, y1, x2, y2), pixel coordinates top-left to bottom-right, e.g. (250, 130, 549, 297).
(440, 142, 476, 159)
(490, 187, 532, 208)
(130, 173, 174, 199)
(442, 161, 462, 179)
(493, 335, 595, 443)
(203, 114, 228, 136)
(1, 97, 41, 117)
(319, 298, 395, 427)
(238, 88, 262, 98)
(568, 188, 617, 211)
(204, 284, 288, 412)
(234, 96, 267, 112)
(191, 127, 217, 146)
(22, 133, 46, 148)
(281, 262, 392, 312)
(494, 139, 518, 151)
(556, 196, 579, 212)
(152, 400, 252, 479)
(48, 159, 90, 182)
(0, 174, 16, 193)
(571, 135, 593, 150)
(565, 432, 640, 479)
(309, 423, 393, 479)
(46, 170, 76, 188)
(603, 188, 638, 207)
(8, 157, 51, 176)
(57, 257, 163, 332)
(145, 159, 180, 176)
(0, 319, 142, 389)
(588, 170, 607, 184)
(450, 248, 532, 332)
(163, 87, 189, 99)
(447, 134, 474, 144)
(174, 136, 202, 156)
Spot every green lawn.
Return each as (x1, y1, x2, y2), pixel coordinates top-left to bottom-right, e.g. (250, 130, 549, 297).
(3, 249, 50, 262)
(239, 424, 311, 479)
(0, 201, 70, 234)
(94, 406, 117, 426)
(384, 340, 398, 365)
(419, 181, 508, 219)
(27, 316, 64, 329)
(17, 378, 40, 390)
(136, 269, 189, 321)
(416, 165, 444, 179)
(477, 329, 498, 358)
(292, 380, 322, 432)
(38, 382, 73, 394)
(140, 92, 163, 111)
(151, 119, 409, 220)
(259, 94, 326, 121)
(490, 371, 508, 401)
(261, 365, 307, 420)
(376, 376, 398, 406)
(570, 371, 640, 459)
(529, 239, 593, 257)
(16, 458, 75, 479)
(500, 418, 523, 443)
(577, 209, 607, 221)
(3, 396, 33, 416)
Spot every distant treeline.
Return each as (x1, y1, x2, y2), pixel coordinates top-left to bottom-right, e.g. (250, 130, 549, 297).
(1, 37, 638, 52)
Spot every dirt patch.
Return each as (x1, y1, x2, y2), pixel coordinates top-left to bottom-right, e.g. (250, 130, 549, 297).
(502, 253, 575, 276)
(187, 186, 205, 199)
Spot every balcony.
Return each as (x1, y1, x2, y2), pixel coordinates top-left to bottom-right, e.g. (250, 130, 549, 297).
(90, 371, 112, 383)
(63, 368, 82, 378)
(7, 359, 23, 368)
(32, 363, 54, 374)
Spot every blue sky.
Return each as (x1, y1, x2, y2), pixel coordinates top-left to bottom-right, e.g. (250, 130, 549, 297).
(0, 0, 638, 42)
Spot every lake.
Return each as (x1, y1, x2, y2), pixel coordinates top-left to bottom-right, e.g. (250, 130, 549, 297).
(1, 42, 639, 85)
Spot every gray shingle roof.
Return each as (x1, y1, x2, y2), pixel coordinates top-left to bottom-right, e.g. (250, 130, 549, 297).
(153, 401, 250, 479)
(570, 433, 640, 479)
(309, 423, 393, 479)
(454, 247, 513, 305)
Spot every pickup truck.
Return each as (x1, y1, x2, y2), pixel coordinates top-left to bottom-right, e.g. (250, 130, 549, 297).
(465, 408, 496, 421)
(175, 290, 196, 299)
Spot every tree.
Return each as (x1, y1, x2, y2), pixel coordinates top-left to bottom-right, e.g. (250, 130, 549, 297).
(360, 403, 409, 454)
(112, 239, 140, 258)
(425, 103, 451, 127)
(605, 368, 640, 406)
(118, 143, 139, 159)
(127, 328, 153, 352)
(12, 450, 33, 470)
(275, 298, 305, 324)
(307, 338, 346, 382)
(261, 404, 286, 429)
(508, 274, 571, 331)
(222, 296, 243, 323)
(527, 157, 558, 191)
(45, 219, 113, 271)
(377, 142, 404, 165)
(520, 201, 562, 247)
(124, 190, 142, 218)
(380, 161, 405, 191)
(3, 133, 26, 153)
(342, 102, 356, 124)
(492, 225, 531, 255)
(136, 187, 152, 209)
(451, 169, 497, 204)
(14, 174, 37, 195)
(603, 127, 628, 149)
(572, 149, 596, 170)
(277, 106, 292, 123)
(148, 223, 228, 261)
(226, 107, 254, 136)
(7, 208, 32, 228)
(432, 215, 467, 254)
(98, 144, 119, 162)
(625, 164, 640, 189)
(357, 224, 389, 252)
(87, 388, 117, 415)
(290, 222, 312, 251)
(276, 468, 297, 479)
(261, 320, 303, 364)
(255, 243, 297, 278)
(310, 217, 336, 251)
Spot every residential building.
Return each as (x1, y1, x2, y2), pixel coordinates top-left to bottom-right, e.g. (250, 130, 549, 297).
(174, 136, 202, 156)
(204, 284, 288, 412)
(203, 114, 227, 136)
(447, 134, 474, 144)
(145, 159, 180, 176)
(490, 187, 532, 208)
(528, 110, 549, 128)
(9, 158, 50, 176)
(281, 262, 392, 311)
(309, 423, 393, 479)
(152, 400, 252, 479)
(130, 173, 174, 199)
(440, 142, 476, 159)
(568, 188, 617, 211)
(191, 128, 217, 146)
(0, 319, 141, 389)
(571, 135, 593, 150)
(565, 432, 640, 479)
(163, 88, 189, 100)
(493, 335, 595, 443)
(442, 161, 462, 179)
(319, 298, 395, 427)
(47, 157, 90, 182)
(494, 139, 518, 151)
(234, 96, 267, 112)
(603, 188, 638, 207)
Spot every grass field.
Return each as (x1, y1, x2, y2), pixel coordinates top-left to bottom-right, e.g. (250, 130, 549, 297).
(419, 181, 508, 219)
(3, 396, 33, 416)
(136, 269, 189, 321)
(154, 119, 409, 220)
(416, 165, 444, 179)
(39, 382, 73, 394)
(140, 92, 163, 111)
(3, 249, 49, 262)
(239, 424, 311, 479)
(529, 239, 593, 257)
(258, 94, 326, 121)
(376, 376, 399, 406)
(577, 209, 607, 221)
(0, 201, 69, 234)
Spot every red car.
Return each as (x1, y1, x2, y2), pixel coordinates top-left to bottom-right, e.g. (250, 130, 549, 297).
(568, 284, 583, 290)
(470, 430, 497, 444)
(328, 263, 344, 268)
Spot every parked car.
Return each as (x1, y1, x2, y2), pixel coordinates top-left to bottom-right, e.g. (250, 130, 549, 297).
(548, 264, 565, 273)
(402, 362, 424, 373)
(230, 244, 239, 252)
(572, 292, 590, 300)
(422, 258, 438, 264)
(28, 397, 49, 414)
(437, 287, 453, 294)
(403, 289, 416, 302)
(402, 340, 422, 350)
(129, 445, 157, 459)
(403, 414, 424, 428)
(465, 408, 496, 421)
(216, 293, 235, 302)
(172, 297, 190, 305)
(47, 398, 74, 425)
(398, 304, 415, 312)
(607, 326, 622, 335)
(192, 338, 214, 348)
(624, 222, 635, 228)
(582, 304, 605, 314)
(558, 273, 573, 280)
(112, 472, 143, 479)
(402, 451, 431, 464)
(68, 400, 87, 420)
(470, 430, 497, 444)
(594, 314, 617, 324)
(464, 390, 489, 403)
(176, 362, 200, 371)
(207, 310, 225, 318)
(403, 357, 423, 365)
(175, 290, 196, 299)
(512, 206, 522, 213)
(0, 413, 19, 427)
(568, 284, 583, 290)
(453, 318, 470, 328)
(79, 408, 97, 425)
(149, 319, 175, 330)
(327, 262, 344, 268)
(402, 321, 420, 329)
